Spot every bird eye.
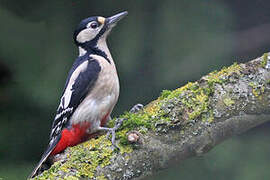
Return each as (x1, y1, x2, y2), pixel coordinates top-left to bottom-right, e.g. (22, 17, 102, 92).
(90, 22, 98, 29)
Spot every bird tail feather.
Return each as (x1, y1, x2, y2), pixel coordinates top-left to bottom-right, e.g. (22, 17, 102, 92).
(28, 148, 54, 179)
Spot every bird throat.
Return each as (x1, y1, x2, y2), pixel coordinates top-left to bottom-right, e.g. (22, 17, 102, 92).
(78, 38, 111, 64)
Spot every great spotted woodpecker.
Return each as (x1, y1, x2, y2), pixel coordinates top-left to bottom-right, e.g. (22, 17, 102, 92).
(29, 11, 128, 178)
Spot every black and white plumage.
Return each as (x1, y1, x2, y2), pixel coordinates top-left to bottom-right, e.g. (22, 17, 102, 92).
(50, 56, 101, 140)
(29, 11, 128, 179)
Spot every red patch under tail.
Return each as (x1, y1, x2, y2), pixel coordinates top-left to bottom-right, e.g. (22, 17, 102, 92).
(51, 112, 111, 156)
(51, 122, 91, 155)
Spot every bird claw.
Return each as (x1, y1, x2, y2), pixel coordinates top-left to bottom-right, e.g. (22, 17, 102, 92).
(99, 118, 124, 150)
(129, 103, 144, 113)
(99, 103, 143, 149)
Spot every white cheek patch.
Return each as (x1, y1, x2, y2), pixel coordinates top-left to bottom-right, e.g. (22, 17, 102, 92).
(76, 24, 104, 43)
(76, 28, 97, 43)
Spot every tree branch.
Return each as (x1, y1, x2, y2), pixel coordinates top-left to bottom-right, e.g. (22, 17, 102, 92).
(34, 53, 270, 180)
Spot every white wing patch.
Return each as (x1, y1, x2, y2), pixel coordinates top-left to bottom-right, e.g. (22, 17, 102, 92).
(51, 60, 89, 138)
(60, 60, 89, 109)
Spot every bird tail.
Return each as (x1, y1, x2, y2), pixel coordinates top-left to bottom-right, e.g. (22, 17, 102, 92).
(28, 148, 54, 179)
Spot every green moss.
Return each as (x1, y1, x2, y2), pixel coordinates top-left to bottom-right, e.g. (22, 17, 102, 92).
(36, 61, 245, 179)
(63, 176, 79, 180)
(160, 90, 172, 100)
(204, 63, 241, 85)
(97, 175, 107, 180)
(64, 136, 114, 178)
(33, 161, 62, 180)
(152, 81, 213, 123)
(155, 63, 241, 123)
(223, 97, 235, 107)
(162, 82, 197, 100)
(35, 136, 115, 179)
(261, 53, 268, 67)
(119, 113, 153, 130)
(110, 112, 153, 146)
(249, 82, 265, 99)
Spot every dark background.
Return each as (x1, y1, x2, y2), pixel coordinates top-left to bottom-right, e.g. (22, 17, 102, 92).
(0, 0, 270, 179)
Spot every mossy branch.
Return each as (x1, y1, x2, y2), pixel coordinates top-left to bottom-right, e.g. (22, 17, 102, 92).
(35, 53, 270, 180)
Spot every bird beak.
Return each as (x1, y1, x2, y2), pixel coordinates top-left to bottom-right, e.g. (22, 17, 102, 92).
(106, 11, 128, 28)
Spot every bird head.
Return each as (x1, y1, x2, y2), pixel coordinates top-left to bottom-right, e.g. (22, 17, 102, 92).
(73, 11, 128, 55)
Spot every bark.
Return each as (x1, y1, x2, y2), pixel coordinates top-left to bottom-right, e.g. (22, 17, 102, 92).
(35, 53, 270, 180)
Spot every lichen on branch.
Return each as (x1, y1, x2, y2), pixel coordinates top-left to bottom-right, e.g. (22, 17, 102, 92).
(34, 53, 270, 180)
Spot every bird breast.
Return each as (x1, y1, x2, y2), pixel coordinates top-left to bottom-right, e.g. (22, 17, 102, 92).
(70, 54, 120, 133)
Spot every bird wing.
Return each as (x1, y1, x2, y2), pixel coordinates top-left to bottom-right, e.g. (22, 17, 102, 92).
(50, 57, 101, 140)
(29, 57, 101, 178)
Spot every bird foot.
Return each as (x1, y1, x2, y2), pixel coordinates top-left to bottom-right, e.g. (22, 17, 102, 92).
(98, 104, 143, 149)
(98, 118, 124, 149)
(129, 103, 144, 113)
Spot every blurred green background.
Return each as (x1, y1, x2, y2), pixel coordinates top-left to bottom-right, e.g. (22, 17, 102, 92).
(0, 0, 270, 179)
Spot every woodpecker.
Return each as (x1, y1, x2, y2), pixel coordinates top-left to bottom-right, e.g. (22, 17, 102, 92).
(29, 11, 128, 178)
